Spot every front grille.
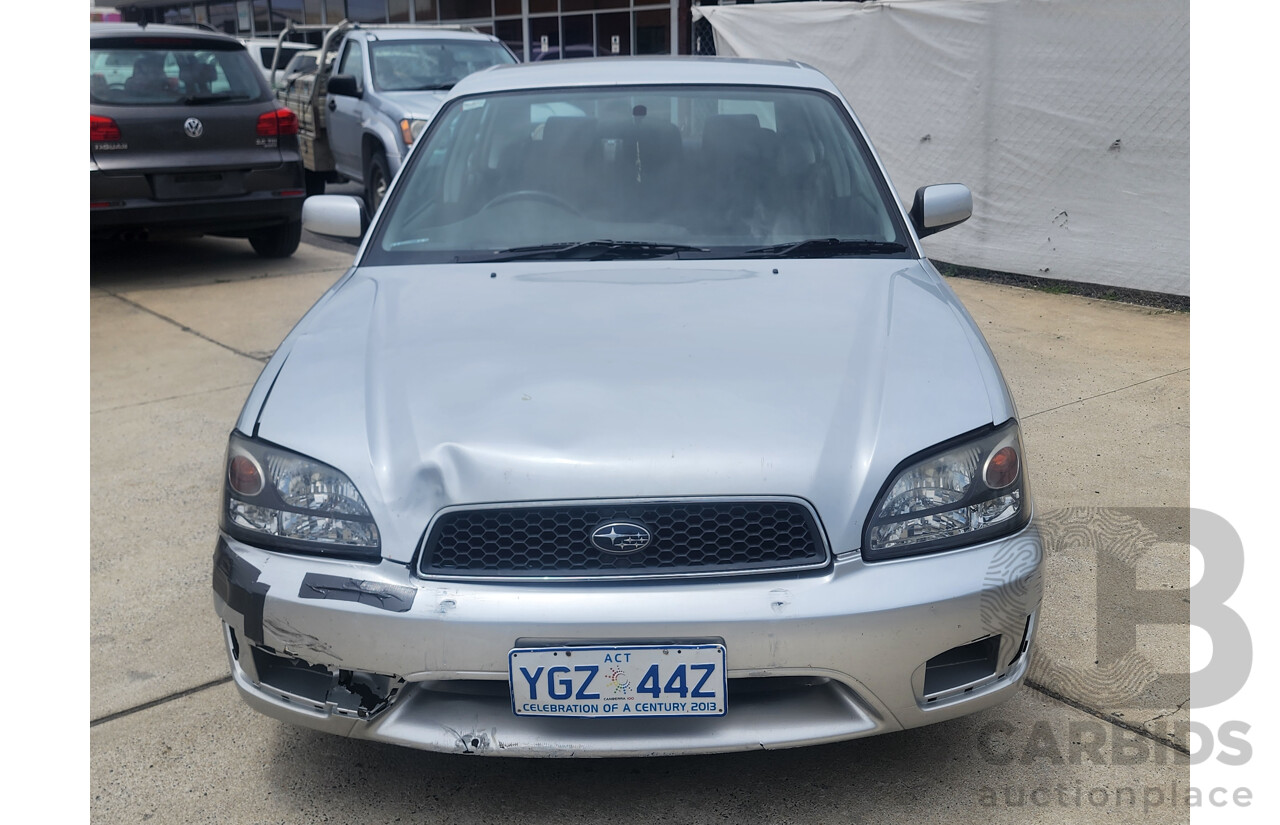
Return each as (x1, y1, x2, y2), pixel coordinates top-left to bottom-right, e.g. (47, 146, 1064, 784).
(418, 499, 828, 580)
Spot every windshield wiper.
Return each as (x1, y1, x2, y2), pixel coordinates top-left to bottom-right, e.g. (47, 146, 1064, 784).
(739, 238, 908, 258)
(405, 82, 455, 91)
(482, 240, 709, 262)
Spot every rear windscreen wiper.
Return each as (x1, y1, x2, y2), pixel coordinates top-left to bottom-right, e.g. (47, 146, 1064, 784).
(182, 93, 248, 104)
(739, 238, 908, 258)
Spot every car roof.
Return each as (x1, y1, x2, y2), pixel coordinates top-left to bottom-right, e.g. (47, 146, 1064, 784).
(351, 26, 501, 43)
(448, 56, 841, 97)
(90, 22, 243, 45)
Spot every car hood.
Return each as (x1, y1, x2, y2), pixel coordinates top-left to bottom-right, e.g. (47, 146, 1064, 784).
(250, 259, 1014, 562)
(376, 89, 447, 121)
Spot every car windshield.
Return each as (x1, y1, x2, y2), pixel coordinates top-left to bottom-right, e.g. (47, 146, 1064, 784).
(369, 85, 911, 263)
(90, 39, 266, 105)
(286, 54, 318, 74)
(369, 40, 517, 92)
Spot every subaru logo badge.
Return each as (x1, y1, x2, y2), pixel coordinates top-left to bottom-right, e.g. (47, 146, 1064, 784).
(184, 117, 204, 138)
(590, 522, 652, 555)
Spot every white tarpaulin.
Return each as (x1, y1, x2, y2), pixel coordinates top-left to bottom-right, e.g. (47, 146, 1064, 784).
(694, 0, 1189, 295)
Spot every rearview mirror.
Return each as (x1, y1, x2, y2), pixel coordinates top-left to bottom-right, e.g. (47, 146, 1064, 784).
(326, 74, 361, 98)
(910, 183, 972, 238)
(302, 195, 366, 239)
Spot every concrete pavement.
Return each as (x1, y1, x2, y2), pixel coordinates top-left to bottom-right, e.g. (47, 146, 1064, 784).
(90, 238, 1191, 823)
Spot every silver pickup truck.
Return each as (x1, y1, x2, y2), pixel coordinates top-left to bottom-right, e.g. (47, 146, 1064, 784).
(274, 21, 517, 214)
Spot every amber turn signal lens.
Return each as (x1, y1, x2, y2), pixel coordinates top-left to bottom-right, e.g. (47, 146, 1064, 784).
(984, 446, 1020, 489)
(228, 454, 264, 496)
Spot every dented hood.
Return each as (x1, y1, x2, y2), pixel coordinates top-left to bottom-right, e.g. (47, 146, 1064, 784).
(249, 259, 1014, 563)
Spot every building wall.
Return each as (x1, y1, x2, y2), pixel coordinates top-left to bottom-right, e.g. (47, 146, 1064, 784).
(112, 0, 692, 60)
(698, 0, 1190, 295)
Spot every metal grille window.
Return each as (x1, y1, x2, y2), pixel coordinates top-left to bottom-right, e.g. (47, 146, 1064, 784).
(418, 499, 829, 579)
(692, 15, 716, 56)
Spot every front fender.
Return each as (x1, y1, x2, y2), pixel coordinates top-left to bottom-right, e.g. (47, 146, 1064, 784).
(360, 114, 407, 174)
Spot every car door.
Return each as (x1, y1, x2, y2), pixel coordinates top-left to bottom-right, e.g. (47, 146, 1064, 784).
(327, 39, 367, 179)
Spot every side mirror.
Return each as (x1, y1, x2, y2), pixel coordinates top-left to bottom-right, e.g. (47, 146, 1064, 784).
(910, 183, 972, 238)
(326, 73, 361, 98)
(302, 194, 366, 239)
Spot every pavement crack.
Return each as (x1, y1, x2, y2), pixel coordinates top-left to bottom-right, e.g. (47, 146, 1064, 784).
(104, 291, 270, 364)
(1026, 679, 1190, 756)
(91, 676, 232, 728)
(1145, 696, 1191, 725)
(92, 383, 256, 414)
(1022, 367, 1188, 420)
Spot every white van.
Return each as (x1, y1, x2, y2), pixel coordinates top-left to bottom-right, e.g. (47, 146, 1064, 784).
(238, 38, 311, 85)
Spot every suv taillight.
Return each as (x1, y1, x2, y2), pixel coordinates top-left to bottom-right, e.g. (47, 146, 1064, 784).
(91, 115, 121, 142)
(256, 108, 299, 137)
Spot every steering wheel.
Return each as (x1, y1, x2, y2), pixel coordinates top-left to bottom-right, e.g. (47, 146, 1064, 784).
(480, 190, 578, 215)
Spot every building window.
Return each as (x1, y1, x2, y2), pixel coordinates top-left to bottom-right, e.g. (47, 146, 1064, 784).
(562, 0, 627, 11)
(494, 18, 522, 57)
(562, 14, 593, 58)
(301, 0, 324, 23)
(634, 7, 669, 54)
(163, 4, 195, 24)
(209, 2, 237, 33)
(530, 15, 558, 59)
(273, 0, 306, 27)
(440, 0, 492, 21)
(347, 0, 389, 22)
(253, 0, 270, 33)
(597, 10, 629, 55)
(415, 0, 438, 23)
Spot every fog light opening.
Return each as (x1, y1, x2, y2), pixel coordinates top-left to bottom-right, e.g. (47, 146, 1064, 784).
(249, 645, 403, 719)
(922, 635, 1001, 699)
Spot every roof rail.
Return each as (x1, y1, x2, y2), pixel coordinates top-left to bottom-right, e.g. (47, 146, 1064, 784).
(346, 22, 485, 35)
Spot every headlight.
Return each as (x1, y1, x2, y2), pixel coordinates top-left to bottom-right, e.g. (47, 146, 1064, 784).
(221, 431, 380, 559)
(399, 118, 428, 145)
(863, 420, 1029, 561)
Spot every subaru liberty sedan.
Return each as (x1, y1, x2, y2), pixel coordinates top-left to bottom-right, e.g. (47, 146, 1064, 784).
(213, 57, 1043, 756)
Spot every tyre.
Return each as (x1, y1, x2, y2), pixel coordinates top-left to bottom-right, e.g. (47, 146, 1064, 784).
(248, 219, 302, 258)
(365, 149, 391, 216)
(304, 169, 326, 196)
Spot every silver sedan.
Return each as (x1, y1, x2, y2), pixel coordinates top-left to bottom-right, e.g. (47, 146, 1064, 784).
(212, 57, 1043, 757)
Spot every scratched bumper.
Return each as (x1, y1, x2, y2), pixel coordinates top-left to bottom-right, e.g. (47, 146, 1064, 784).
(212, 522, 1043, 757)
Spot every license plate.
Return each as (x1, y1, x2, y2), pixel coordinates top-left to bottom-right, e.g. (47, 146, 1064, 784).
(509, 644, 727, 718)
(152, 172, 244, 200)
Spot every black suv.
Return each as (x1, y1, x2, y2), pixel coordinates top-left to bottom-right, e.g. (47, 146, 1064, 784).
(91, 23, 306, 257)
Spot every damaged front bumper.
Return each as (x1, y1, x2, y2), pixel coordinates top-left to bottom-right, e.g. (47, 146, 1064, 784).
(213, 524, 1043, 757)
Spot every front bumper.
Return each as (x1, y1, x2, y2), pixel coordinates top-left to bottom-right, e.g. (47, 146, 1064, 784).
(213, 522, 1043, 757)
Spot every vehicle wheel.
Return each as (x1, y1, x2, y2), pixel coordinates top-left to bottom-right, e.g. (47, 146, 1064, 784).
(365, 150, 391, 216)
(248, 219, 302, 258)
(304, 169, 326, 196)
